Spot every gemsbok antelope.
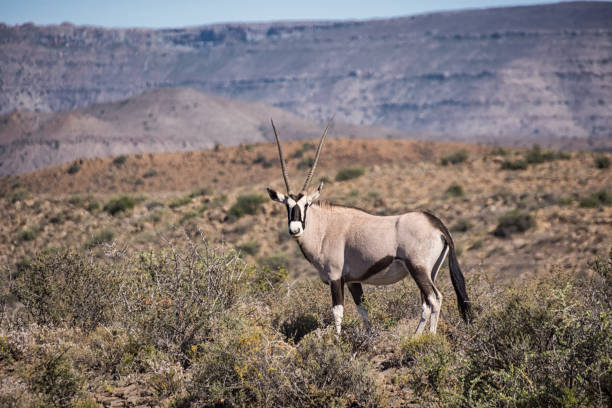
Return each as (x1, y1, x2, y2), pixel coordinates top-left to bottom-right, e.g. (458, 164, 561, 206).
(266, 120, 471, 335)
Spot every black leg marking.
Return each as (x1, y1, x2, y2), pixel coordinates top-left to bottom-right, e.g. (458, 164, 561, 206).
(402, 258, 438, 305)
(330, 278, 344, 307)
(348, 282, 364, 307)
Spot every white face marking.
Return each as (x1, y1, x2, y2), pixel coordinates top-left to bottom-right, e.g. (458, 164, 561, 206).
(289, 221, 303, 236)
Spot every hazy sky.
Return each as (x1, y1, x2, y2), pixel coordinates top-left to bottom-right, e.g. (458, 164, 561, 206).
(0, 0, 576, 28)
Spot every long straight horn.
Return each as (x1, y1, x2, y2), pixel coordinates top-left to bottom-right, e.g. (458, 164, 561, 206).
(302, 120, 332, 192)
(270, 119, 291, 193)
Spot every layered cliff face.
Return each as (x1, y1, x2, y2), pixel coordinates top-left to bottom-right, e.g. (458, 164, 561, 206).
(0, 2, 611, 174)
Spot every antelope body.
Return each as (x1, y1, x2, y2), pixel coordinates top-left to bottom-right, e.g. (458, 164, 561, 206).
(267, 121, 471, 335)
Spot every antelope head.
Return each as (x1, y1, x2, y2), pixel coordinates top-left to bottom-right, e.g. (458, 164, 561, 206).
(266, 119, 331, 238)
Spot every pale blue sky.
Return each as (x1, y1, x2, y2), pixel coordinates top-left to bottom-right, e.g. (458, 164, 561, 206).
(0, 0, 577, 28)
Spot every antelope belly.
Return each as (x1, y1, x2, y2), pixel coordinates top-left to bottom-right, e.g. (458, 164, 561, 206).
(362, 260, 408, 285)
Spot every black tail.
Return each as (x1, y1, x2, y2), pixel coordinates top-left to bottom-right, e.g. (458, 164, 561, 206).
(424, 212, 472, 322)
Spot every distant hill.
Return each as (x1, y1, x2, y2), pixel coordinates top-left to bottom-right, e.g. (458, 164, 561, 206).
(0, 88, 422, 175)
(1, 2, 611, 149)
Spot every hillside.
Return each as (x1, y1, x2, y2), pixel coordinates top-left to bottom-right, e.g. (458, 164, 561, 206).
(1, 139, 610, 406)
(1, 2, 611, 148)
(0, 88, 421, 175)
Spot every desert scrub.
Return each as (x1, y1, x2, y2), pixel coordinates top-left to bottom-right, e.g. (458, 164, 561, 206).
(83, 228, 114, 249)
(189, 326, 382, 407)
(398, 334, 458, 403)
(112, 155, 127, 167)
(579, 190, 612, 208)
(450, 219, 472, 233)
(236, 240, 260, 256)
(103, 195, 136, 215)
(440, 150, 468, 166)
(335, 166, 365, 181)
(8, 188, 29, 203)
(16, 227, 39, 242)
(189, 186, 213, 198)
(119, 242, 251, 358)
(13, 249, 118, 330)
(66, 161, 81, 174)
(493, 210, 536, 237)
(168, 195, 191, 209)
(594, 155, 610, 169)
(444, 183, 464, 197)
(500, 159, 528, 170)
(524, 144, 570, 164)
(228, 194, 266, 219)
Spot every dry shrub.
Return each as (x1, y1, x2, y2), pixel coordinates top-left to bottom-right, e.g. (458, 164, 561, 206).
(12, 249, 118, 330)
(118, 242, 251, 358)
(189, 323, 383, 408)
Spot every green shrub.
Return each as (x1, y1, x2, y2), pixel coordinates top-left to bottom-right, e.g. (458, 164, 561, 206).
(594, 155, 610, 169)
(168, 195, 191, 209)
(500, 159, 528, 170)
(84, 229, 114, 249)
(13, 249, 118, 329)
(103, 196, 136, 215)
(189, 327, 382, 407)
(335, 167, 365, 181)
(8, 188, 29, 203)
(142, 169, 158, 178)
(460, 271, 611, 407)
(190, 186, 213, 198)
(236, 240, 260, 256)
(398, 334, 457, 402)
(228, 194, 266, 219)
(579, 190, 612, 208)
(490, 147, 508, 156)
(450, 219, 472, 233)
(27, 349, 84, 408)
(179, 210, 198, 224)
(112, 155, 127, 167)
(67, 161, 81, 174)
(258, 252, 290, 272)
(440, 150, 468, 166)
(444, 183, 464, 197)
(525, 144, 570, 164)
(120, 244, 250, 358)
(298, 156, 315, 170)
(16, 227, 38, 242)
(493, 210, 536, 237)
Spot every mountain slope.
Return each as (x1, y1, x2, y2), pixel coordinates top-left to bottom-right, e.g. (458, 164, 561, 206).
(0, 88, 421, 175)
(1, 2, 611, 147)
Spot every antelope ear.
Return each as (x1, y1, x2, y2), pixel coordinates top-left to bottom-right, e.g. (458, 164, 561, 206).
(267, 188, 286, 203)
(307, 182, 323, 204)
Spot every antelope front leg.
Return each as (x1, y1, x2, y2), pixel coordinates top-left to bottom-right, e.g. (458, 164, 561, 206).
(330, 278, 344, 335)
(348, 282, 371, 329)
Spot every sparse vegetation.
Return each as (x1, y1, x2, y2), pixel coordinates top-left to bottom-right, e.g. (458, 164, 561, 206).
(440, 150, 468, 165)
(594, 155, 610, 169)
(103, 195, 136, 215)
(16, 227, 39, 242)
(168, 195, 191, 209)
(298, 156, 315, 169)
(579, 190, 612, 208)
(190, 186, 213, 198)
(493, 210, 536, 237)
(335, 167, 365, 181)
(228, 194, 266, 219)
(142, 169, 158, 178)
(524, 144, 571, 164)
(444, 183, 464, 197)
(500, 159, 528, 170)
(450, 219, 472, 233)
(9, 188, 29, 203)
(112, 155, 127, 167)
(84, 228, 114, 249)
(67, 161, 81, 174)
(236, 240, 261, 256)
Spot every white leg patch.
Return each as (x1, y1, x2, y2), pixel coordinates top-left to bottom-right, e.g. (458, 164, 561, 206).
(332, 305, 344, 335)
